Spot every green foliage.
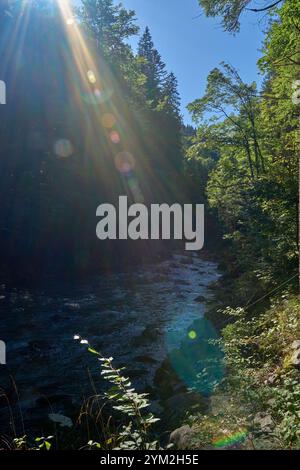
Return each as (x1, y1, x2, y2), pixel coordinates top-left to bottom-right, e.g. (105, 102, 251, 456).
(219, 296, 300, 448)
(259, 0, 300, 72)
(74, 335, 160, 450)
(186, 3, 300, 447)
(138, 26, 167, 105)
(79, 0, 139, 65)
(13, 435, 53, 451)
(198, 0, 284, 33)
(270, 377, 300, 446)
(185, 296, 300, 450)
(187, 0, 299, 279)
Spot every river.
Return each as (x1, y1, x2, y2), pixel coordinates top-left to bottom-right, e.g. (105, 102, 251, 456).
(0, 252, 223, 434)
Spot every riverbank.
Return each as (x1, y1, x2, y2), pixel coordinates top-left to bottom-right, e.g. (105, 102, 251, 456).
(173, 266, 300, 450)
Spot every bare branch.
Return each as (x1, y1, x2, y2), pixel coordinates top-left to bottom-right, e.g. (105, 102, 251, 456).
(246, 0, 283, 13)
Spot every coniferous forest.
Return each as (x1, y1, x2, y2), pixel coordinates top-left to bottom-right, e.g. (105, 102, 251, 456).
(0, 0, 300, 455)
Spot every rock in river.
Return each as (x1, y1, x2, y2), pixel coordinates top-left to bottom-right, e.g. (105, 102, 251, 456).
(170, 425, 193, 449)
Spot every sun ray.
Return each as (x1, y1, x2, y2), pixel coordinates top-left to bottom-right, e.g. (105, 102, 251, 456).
(1, 1, 33, 78)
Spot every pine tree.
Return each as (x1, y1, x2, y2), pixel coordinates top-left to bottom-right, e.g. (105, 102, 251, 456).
(80, 0, 139, 63)
(137, 26, 166, 105)
(163, 72, 181, 118)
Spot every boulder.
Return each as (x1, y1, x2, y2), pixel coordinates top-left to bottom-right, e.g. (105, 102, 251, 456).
(132, 325, 161, 346)
(254, 413, 274, 432)
(134, 355, 157, 365)
(291, 340, 300, 350)
(169, 425, 193, 449)
(48, 413, 73, 428)
(163, 391, 206, 429)
(264, 372, 278, 386)
(291, 349, 300, 368)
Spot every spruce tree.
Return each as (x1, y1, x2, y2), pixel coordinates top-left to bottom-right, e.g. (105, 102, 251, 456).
(163, 72, 181, 118)
(80, 0, 138, 63)
(137, 26, 166, 105)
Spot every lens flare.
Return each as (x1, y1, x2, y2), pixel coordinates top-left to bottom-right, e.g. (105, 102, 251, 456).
(87, 70, 96, 84)
(101, 113, 116, 129)
(166, 317, 225, 396)
(66, 18, 75, 26)
(114, 151, 135, 174)
(213, 430, 248, 449)
(110, 130, 120, 144)
(82, 88, 114, 105)
(188, 330, 197, 340)
(54, 139, 73, 158)
(127, 175, 144, 203)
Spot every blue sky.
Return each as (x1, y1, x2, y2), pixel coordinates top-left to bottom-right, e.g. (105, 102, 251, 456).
(121, 0, 265, 124)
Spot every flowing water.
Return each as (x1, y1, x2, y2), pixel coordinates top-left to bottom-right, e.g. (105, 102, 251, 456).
(0, 252, 222, 432)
